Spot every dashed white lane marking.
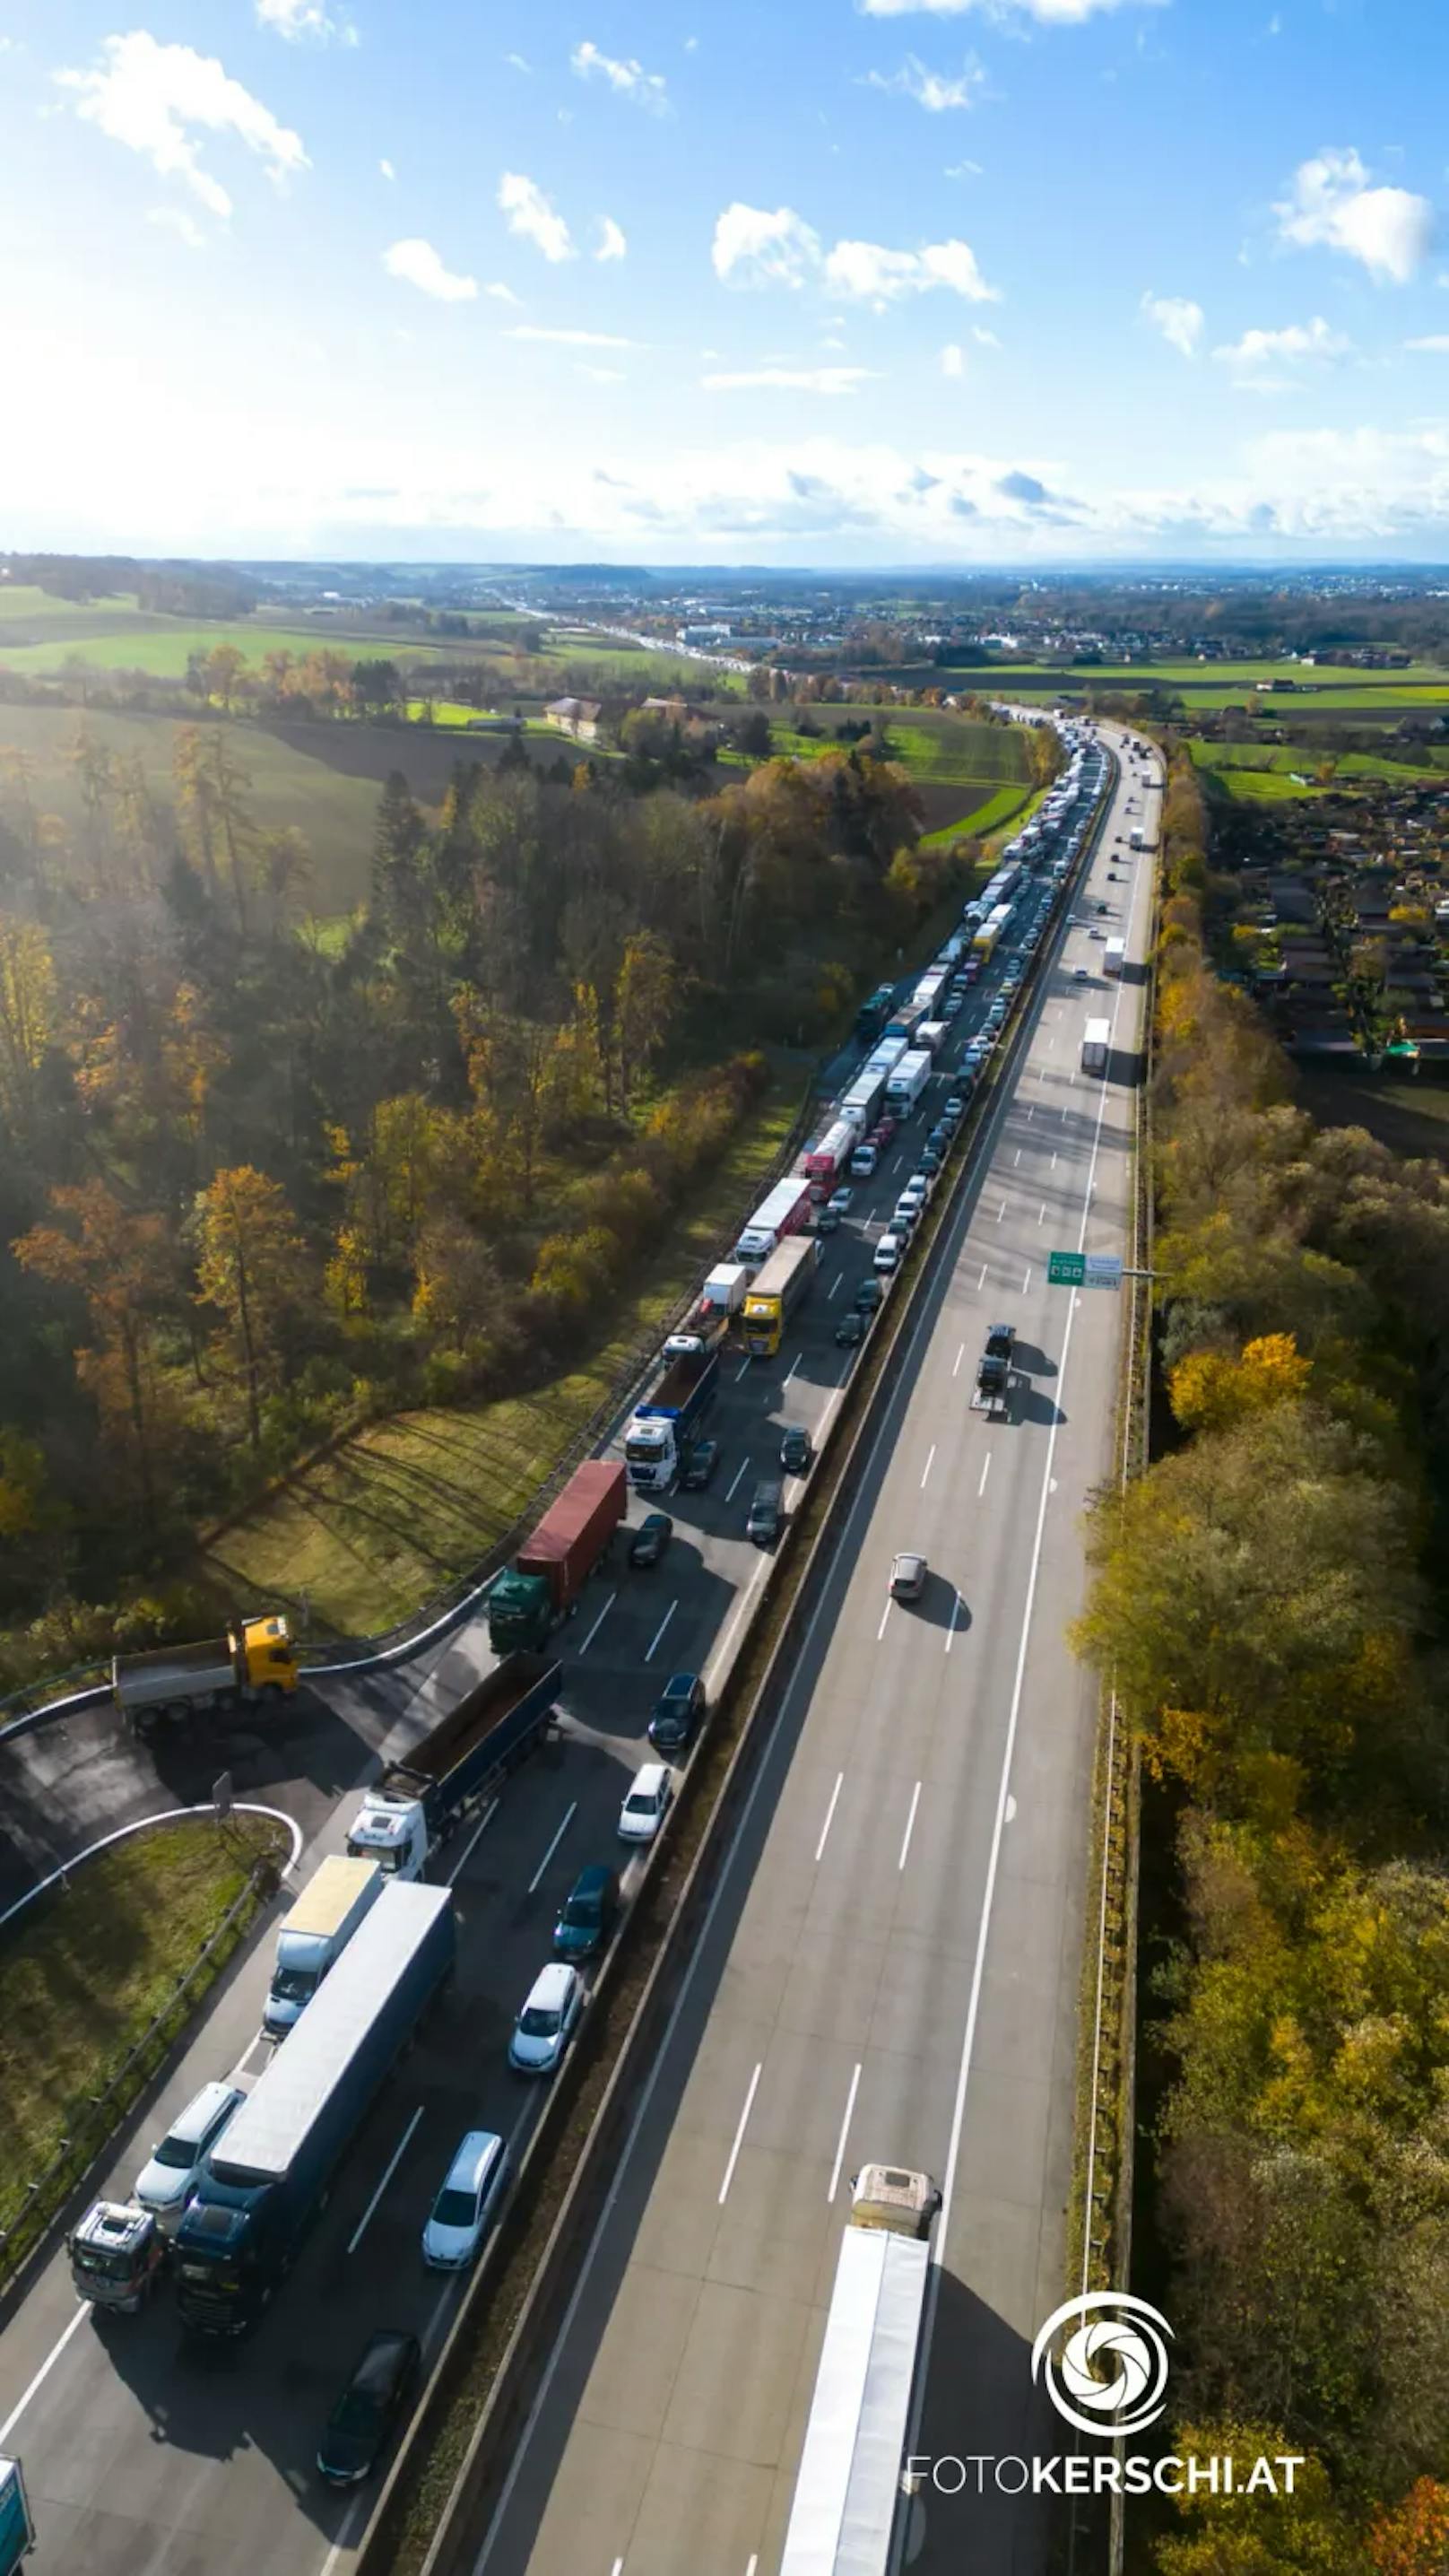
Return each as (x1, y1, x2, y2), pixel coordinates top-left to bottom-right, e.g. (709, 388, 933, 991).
(920, 1445, 936, 1489)
(898, 1780, 924, 1872)
(527, 1801, 578, 1896)
(348, 2104, 424, 2253)
(725, 1455, 750, 1501)
(952, 1343, 965, 1379)
(827, 2065, 863, 2205)
(578, 1591, 616, 1656)
(445, 1796, 500, 1885)
(978, 1451, 992, 1498)
(644, 1603, 677, 1665)
(718, 2064, 762, 2204)
(946, 1591, 964, 1655)
(815, 1771, 845, 1862)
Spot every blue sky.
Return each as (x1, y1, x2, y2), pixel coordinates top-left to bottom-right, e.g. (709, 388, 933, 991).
(4, 0, 1449, 563)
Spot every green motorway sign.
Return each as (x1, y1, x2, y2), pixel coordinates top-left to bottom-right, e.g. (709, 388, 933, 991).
(1047, 1251, 1085, 1286)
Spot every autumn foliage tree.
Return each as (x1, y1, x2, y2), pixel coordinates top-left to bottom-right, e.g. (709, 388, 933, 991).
(193, 1167, 308, 1451)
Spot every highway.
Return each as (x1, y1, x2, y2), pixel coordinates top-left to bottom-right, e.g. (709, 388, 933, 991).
(0, 721, 1157, 2576)
(464, 724, 1158, 2576)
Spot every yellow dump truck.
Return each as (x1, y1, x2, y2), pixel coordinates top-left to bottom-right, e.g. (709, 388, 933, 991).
(110, 1614, 300, 1734)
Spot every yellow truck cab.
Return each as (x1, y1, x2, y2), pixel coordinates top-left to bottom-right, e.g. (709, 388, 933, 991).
(111, 1612, 300, 1734)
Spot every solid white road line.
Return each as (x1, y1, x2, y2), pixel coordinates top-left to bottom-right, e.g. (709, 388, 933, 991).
(348, 2104, 424, 2254)
(643, 1603, 677, 1665)
(718, 2064, 762, 2205)
(725, 1455, 749, 1501)
(815, 1771, 845, 1863)
(0, 2300, 90, 2448)
(578, 1591, 616, 1657)
(445, 1796, 500, 1885)
(527, 1800, 578, 1895)
(977, 1450, 991, 1498)
(898, 1781, 923, 1872)
(920, 1444, 936, 1490)
(827, 2065, 863, 2205)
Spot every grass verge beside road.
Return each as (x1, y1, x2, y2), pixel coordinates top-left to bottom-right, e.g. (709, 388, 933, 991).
(197, 1083, 806, 1636)
(0, 1816, 286, 2284)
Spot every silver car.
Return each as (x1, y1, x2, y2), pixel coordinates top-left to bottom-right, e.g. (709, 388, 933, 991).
(134, 2079, 246, 2231)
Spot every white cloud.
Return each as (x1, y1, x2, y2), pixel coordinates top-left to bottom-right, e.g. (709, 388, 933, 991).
(508, 325, 635, 346)
(712, 202, 998, 306)
(1211, 316, 1351, 390)
(384, 239, 478, 302)
(379, 156, 395, 180)
(499, 171, 574, 262)
(1405, 335, 1449, 352)
(713, 204, 822, 289)
(702, 366, 878, 393)
(1275, 147, 1433, 284)
(484, 281, 521, 304)
(570, 39, 668, 111)
(1141, 291, 1204, 357)
(945, 158, 983, 178)
(256, 0, 348, 40)
(824, 236, 1000, 303)
(865, 54, 985, 110)
(577, 362, 626, 381)
(147, 204, 205, 248)
(594, 216, 628, 263)
(506, 51, 531, 71)
(941, 342, 965, 376)
(973, 323, 1000, 345)
(56, 31, 308, 221)
(859, 0, 1163, 18)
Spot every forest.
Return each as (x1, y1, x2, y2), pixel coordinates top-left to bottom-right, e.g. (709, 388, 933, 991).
(0, 715, 965, 1682)
(1074, 757, 1449, 2573)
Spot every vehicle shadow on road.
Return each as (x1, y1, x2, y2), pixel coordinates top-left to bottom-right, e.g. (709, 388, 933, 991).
(899, 2267, 1063, 2572)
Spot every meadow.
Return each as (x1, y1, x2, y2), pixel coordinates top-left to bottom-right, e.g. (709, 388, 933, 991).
(1187, 735, 1449, 803)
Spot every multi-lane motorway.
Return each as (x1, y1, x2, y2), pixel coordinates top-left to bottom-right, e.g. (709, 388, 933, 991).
(0, 722, 1158, 2576)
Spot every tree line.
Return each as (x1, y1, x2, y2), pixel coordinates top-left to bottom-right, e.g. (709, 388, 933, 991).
(0, 719, 966, 1680)
(1072, 754, 1449, 2572)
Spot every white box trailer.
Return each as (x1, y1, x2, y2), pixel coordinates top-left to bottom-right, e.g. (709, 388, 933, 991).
(780, 2165, 938, 2576)
(1081, 1017, 1110, 1075)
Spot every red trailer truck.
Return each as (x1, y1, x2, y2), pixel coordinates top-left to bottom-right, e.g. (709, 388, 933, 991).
(487, 1459, 627, 1654)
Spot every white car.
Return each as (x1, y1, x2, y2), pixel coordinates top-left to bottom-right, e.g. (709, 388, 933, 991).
(872, 1235, 900, 1274)
(620, 1762, 673, 1842)
(893, 1197, 922, 1231)
(827, 1186, 854, 1216)
(134, 2079, 246, 2231)
(902, 1176, 929, 1206)
(1072, 965, 1091, 982)
(421, 2129, 510, 2269)
(849, 1145, 878, 1179)
(508, 1963, 584, 2076)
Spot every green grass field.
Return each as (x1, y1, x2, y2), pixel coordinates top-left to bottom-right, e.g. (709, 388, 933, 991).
(919, 782, 1036, 847)
(0, 702, 380, 912)
(196, 1079, 806, 1634)
(774, 709, 1032, 784)
(1188, 736, 1449, 802)
(0, 618, 456, 680)
(948, 655, 1449, 691)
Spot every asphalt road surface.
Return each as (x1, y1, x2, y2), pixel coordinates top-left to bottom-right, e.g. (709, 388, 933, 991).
(0, 724, 1154, 2576)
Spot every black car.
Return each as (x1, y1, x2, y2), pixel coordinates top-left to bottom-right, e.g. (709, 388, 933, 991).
(779, 1425, 813, 1475)
(648, 1672, 707, 1754)
(814, 1205, 841, 1235)
(317, 2330, 421, 2485)
(746, 1480, 784, 1546)
(835, 1310, 865, 1349)
(680, 1438, 719, 1493)
(553, 1864, 620, 1960)
(629, 1511, 673, 1569)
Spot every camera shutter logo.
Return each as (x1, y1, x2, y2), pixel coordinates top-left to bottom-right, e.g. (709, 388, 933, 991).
(1032, 2293, 1173, 2440)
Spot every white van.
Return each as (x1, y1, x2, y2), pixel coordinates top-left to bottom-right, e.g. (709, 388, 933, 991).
(849, 1144, 878, 1179)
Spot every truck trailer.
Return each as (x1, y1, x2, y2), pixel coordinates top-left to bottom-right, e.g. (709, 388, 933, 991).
(110, 1614, 299, 1735)
(734, 1177, 814, 1269)
(263, 1855, 383, 2038)
(487, 1459, 627, 1653)
(347, 1654, 561, 1879)
(1104, 936, 1125, 977)
(778, 2164, 939, 2576)
(623, 1345, 720, 1492)
(1080, 1017, 1110, 1075)
(742, 1236, 819, 1360)
(883, 1049, 933, 1118)
(803, 1118, 864, 1200)
(174, 1882, 456, 2333)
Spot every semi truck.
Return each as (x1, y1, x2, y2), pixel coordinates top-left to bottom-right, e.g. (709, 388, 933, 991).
(68, 2199, 168, 2315)
(663, 1261, 749, 1360)
(742, 1236, 820, 1360)
(487, 1459, 627, 1651)
(853, 984, 896, 1045)
(883, 1049, 933, 1118)
(778, 2163, 940, 2576)
(914, 1020, 949, 1058)
(1081, 1017, 1110, 1075)
(971, 915, 1003, 962)
(883, 1001, 924, 1046)
(110, 1614, 299, 1735)
(262, 1856, 383, 2038)
(734, 1176, 814, 1268)
(803, 1118, 864, 1200)
(174, 1882, 456, 2334)
(1104, 936, 1126, 977)
(972, 1322, 1016, 1418)
(347, 1653, 560, 1880)
(623, 1345, 720, 1492)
